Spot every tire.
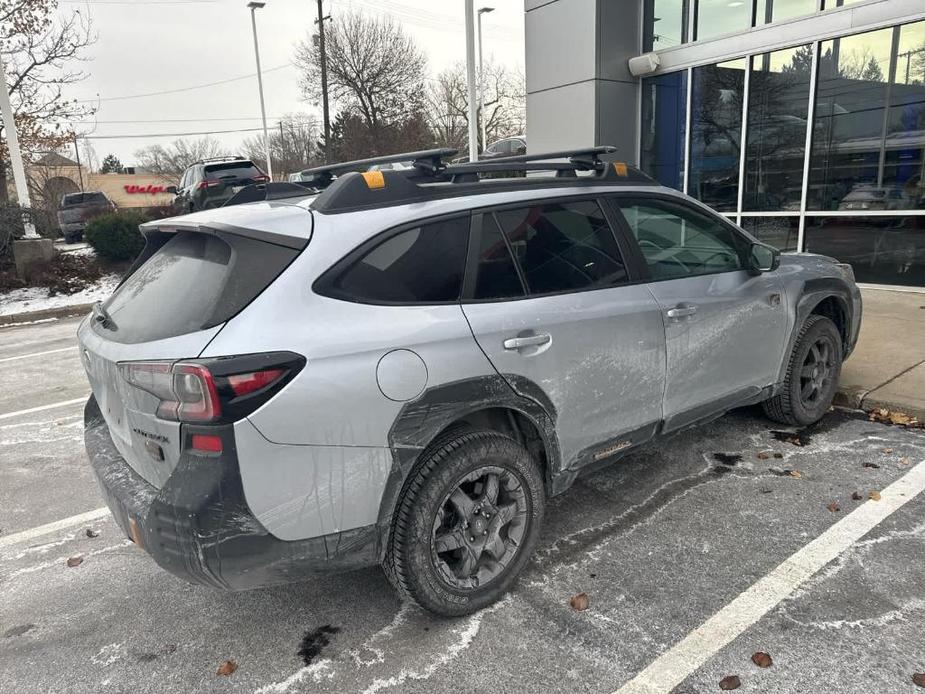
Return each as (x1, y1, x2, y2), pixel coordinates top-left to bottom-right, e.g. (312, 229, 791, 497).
(763, 314, 843, 426)
(384, 430, 545, 617)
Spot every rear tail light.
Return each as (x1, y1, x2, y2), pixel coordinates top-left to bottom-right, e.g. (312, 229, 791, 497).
(190, 434, 223, 454)
(252, 174, 270, 183)
(197, 179, 221, 189)
(119, 353, 302, 424)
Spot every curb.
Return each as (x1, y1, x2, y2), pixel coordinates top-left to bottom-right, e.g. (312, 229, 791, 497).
(835, 386, 925, 423)
(0, 303, 93, 327)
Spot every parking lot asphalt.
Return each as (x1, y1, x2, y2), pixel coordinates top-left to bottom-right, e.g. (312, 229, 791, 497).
(2, 316, 925, 694)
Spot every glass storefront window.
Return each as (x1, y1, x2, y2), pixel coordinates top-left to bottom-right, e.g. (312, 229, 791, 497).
(755, 0, 818, 24)
(694, 0, 752, 41)
(689, 59, 746, 212)
(740, 216, 800, 250)
(743, 46, 812, 211)
(804, 216, 925, 285)
(644, 0, 689, 52)
(808, 23, 925, 212)
(640, 71, 688, 191)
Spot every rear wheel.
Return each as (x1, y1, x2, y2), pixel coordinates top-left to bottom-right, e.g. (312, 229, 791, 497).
(384, 430, 544, 617)
(763, 314, 843, 426)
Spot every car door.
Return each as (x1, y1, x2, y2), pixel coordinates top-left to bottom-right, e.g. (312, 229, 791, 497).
(461, 197, 667, 468)
(610, 195, 786, 431)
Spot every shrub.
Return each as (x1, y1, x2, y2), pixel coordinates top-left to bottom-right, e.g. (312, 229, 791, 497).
(85, 211, 148, 261)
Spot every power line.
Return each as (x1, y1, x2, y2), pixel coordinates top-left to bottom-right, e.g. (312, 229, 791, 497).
(74, 63, 293, 103)
(81, 126, 269, 140)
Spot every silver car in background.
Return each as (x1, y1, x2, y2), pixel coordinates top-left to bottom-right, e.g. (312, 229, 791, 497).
(79, 147, 861, 616)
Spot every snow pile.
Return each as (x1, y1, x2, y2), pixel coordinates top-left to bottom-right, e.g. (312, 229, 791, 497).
(0, 273, 120, 317)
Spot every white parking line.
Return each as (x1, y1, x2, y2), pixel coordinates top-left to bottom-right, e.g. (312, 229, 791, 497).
(614, 457, 925, 694)
(0, 396, 87, 421)
(0, 346, 76, 364)
(0, 507, 110, 549)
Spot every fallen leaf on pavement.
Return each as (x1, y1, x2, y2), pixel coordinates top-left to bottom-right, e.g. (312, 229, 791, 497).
(757, 451, 770, 460)
(85, 528, 100, 538)
(912, 673, 925, 687)
(826, 501, 840, 513)
(773, 452, 783, 459)
(751, 652, 773, 668)
(163, 644, 177, 654)
(852, 491, 863, 501)
(216, 660, 237, 676)
(901, 457, 910, 465)
(66, 555, 83, 568)
(789, 470, 802, 479)
(869, 491, 882, 501)
(863, 462, 880, 469)
(569, 592, 589, 611)
(869, 408, 922, 428)
(883, 447, 893, 454)
(719, 674, 742, 690)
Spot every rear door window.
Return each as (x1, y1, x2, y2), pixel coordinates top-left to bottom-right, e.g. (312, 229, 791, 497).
(322, 216, 469, 304)
(473, 215, 525, 300)
(97, 231, 299, 344)
(494, 200, 628, 295)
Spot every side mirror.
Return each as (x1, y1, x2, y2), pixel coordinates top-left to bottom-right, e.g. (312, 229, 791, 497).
(748, 242, 780, 275)
(165, 185, 178, 195)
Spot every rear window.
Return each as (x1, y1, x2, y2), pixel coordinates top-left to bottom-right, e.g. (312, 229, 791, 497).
(204, 162, 263, 179)
(62, 192, 107, 206)
(96, 231, 298, 344)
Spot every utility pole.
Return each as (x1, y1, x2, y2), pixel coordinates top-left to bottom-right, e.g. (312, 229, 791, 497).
(73, 134, 85, 190)
(464, 0, 478, 163)
(477, 7, 494, 154)
(315, 0, 331, 153)
(0, 49, 37, 238)
(248, 1, 273, 179)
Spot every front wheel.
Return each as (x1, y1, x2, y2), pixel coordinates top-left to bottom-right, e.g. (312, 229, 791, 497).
(763, 314, 843, 426)
(384, 430, 545, 617)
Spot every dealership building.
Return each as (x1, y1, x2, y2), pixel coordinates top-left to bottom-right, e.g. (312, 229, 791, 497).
(525, 0, 925, 287)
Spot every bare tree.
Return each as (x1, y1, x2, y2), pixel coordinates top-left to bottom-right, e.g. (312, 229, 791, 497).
(241, 113, 320, 177)
(133, 137, 227, 183)
(295, 11, 427, 134)
(426, 61, 525, 152)
(0, 0, 95, 200)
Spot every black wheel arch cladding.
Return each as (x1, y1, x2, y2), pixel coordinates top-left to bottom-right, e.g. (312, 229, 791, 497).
(375, 374, 560, 561)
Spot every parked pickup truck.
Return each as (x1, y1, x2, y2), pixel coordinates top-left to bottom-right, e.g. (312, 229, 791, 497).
(57, 191, 116, 243)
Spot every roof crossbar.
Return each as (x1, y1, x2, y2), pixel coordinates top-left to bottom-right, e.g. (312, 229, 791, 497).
(296, 148, 457, 189)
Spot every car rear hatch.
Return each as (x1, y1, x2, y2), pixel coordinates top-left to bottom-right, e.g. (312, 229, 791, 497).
(78, 201, 312, 488)
(202, 161, 268, 199)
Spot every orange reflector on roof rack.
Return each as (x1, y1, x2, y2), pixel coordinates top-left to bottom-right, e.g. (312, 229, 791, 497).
(613, 162, 628, 177)
(361, 170, 385, 189)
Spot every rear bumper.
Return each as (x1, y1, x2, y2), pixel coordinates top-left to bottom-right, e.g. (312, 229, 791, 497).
(83, 396, 378, 590)
(59, 221, 85, 233)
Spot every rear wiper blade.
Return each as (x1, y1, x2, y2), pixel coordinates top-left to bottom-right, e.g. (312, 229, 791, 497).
(92, 301, 116, 330)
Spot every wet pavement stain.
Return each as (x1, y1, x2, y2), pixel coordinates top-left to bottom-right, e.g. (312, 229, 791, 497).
(713, 453, 743, 466)
(3, 624, 36, 638)
(298, 625, 341, 666)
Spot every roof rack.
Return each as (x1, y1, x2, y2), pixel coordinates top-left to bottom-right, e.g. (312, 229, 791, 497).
(219, 145, 655, 212)
(197, 155, 247, 165)
(295, 148, 457, 189)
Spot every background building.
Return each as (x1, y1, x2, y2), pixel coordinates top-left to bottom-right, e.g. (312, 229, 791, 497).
(525, 0, 925, 288)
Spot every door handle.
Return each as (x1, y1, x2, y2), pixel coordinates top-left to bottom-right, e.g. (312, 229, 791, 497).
(503, 334, 552, 350)
(666, 304, 697, 320)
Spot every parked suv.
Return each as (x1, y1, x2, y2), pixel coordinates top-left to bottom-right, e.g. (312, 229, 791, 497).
(170, 156, 269, 213)
(79, 147, 861, 616)
(57, 191, 116, 243)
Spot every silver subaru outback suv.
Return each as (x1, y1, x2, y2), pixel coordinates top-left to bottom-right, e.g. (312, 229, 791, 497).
(79, 147, 861, 616)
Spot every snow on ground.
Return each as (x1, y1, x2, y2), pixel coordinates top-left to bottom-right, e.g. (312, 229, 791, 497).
(0, 273, 120, 317)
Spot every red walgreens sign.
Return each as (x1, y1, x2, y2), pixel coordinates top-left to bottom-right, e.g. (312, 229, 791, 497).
(124, 184, 169, 195)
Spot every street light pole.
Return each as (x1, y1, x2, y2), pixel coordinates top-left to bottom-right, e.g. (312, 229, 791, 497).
(315, 0, 331, 152)
(464, 0, 478, 163)
(248, 1, 273, 179)
(0, 49, 37, 238)
(477, 7, 494, 154)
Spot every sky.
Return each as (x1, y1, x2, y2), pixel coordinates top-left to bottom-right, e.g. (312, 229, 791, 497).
(59, 0, 526, 166)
